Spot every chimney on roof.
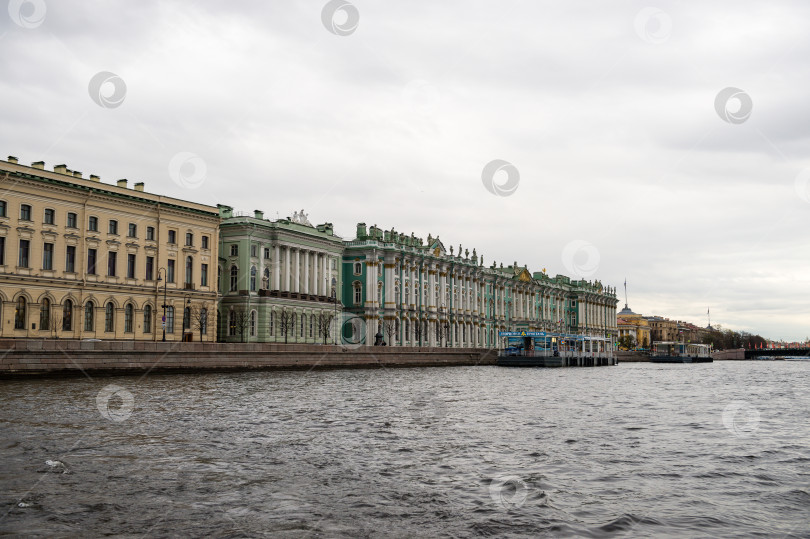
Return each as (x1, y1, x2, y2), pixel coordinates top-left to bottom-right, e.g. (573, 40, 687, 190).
(54, 164, 67, 174)
(7, 156, 18, 164)
(32, 161, 44, 169)
(90, 174, 100, 182)
(73, 171, 82, 178)
(254, 210, 264, 220)
(134, 182, 144, 192)
(117, 179, 127, 188)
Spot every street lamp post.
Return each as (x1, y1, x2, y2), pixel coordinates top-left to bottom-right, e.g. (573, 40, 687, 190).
(157, 267, 167, 342)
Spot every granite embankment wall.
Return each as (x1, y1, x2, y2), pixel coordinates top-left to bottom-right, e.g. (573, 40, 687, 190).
(616, 351, 649, 362)
(0, 339, 497, 377)
(711, 348, 745, 360)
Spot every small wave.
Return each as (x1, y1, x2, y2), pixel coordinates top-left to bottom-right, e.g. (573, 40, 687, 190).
(596, 513, 663, 533)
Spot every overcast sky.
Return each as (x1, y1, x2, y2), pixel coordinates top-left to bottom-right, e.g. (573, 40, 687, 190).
(2, 1, 809, 341)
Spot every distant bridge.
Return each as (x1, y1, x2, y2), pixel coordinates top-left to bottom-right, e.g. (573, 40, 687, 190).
(745, 348, 810, 359)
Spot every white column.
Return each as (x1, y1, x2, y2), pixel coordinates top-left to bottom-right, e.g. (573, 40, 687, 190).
(284, 246, 291, 292)
(302, 251, 309, 295)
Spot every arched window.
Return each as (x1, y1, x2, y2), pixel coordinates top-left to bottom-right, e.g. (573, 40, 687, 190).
(269, 310, 275, 336)
(262, 268, 270, 290)
(230, 265, 238, 292)
(250, 266, 257, 291)
(250, 310, 256, 337)
(143, 304, 152, 333)
(105, 302, 115, 332)
(309, 315, 314, 338)
(185, 256, 193, 285)
(405, 319, 410, 341)
(84, 302, 94, 331)
(62, 300, 73, 331)
(124, 303, 134, 333)
(39, 298, 51, 331)
(14, 297, 26, 330)
(300, 313, 305, 336)
(405, 284, 410, 305)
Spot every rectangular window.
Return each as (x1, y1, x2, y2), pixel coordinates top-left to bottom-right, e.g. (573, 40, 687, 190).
(107, 252, 117, 276)
(87, 249, 97, 274)
(66, 246, 76, 272)
(0, 200, 6, 217)
(264, 248, 270, 259)
(127, 253, 136, 279)
(44, 208, 55, 225)
(67, 212, 77, 228)
(185, 232, 193, 246)
(145, 256, 154, 281)
(202, 236, 209, 249)
(20, 204, 31, 221)
(167, 259, 175, 283)
(201, 263, 208, 287)
(109, 220, 118, 235)
(251, 244, 257, 257)
(166, 306, 174, 333)
(128, 223, 137, 237)
(146, 226, 155, 241)
(168, 230, 176, 244)
(230, 244, 238, 256)
(43, 242, 54, 270)
(0, 237, 4, 265)
(18, 239, 29, 267)
(88, 216, 98, 232)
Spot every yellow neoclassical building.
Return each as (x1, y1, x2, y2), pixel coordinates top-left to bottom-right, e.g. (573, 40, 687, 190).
(617, 303, 651, 349)
(0, 156, 220, 341)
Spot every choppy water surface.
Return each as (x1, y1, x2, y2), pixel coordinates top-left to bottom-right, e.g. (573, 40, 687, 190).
(1, 361, 808, 538)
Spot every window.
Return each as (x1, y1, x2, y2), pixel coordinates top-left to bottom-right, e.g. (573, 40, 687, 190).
(168, 230, 176, 244)
(18, 239, 29, 268)
(166, 306, 174, 333)
(107, 252, 117, 276)
(185, 256, 193, 285)
(105, 302, 114, 332)
(300, 313, 305, 336)
(331, 258, 336, 270)
(0, 237, 4, 265)
(200, 308, 208, 335)
(230, 265, 238, 292)
(0, 200, 6, 217)
(14, 297, 26, 330)
(67, 212, 77, 228)
(63, 245, 75, 274)
(250, 266, 257, 291)
(250, 310, 256, 337)
(146, 226, 155, 241)
(354, 262, 362, 275)
(62, 300, 72, 331)
(20, 204, 31, 221)
(201, 263, 208, 287)
(167, 259, 175, 283)
(128, 223, 137, 237)
(143, 304, 152, 333)
(354, 284, 362, 305)
(228, 309, 236, 336)
(42, 243, 54, 270)
(183, 306, 190, 330)
(251, 244, 257, 257)
(108, 220, 118, 235)
(88, 216, 98, 232)
(263, 248, 270, 259)
(309, 316, 313, 338)
(185, 232, 193, 246)
(40, 298, 51, 331)
(145, 256, 154, 281)
(127, 253, 136, 279)
(230, 244, 238, 256)
(84, 302, 94, 331)
(262, 268, 270, 289)
(124, 304, 134, 333)
(87, 249, 97, 274)
(202, 236, 209, 249)
(44, 208, 54, 225)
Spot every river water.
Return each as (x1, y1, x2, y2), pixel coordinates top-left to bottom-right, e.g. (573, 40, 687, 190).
(1, 361, 808, 538)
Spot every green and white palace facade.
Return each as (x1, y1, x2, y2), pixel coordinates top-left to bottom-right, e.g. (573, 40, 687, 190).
(216, 211, 618, 347)
(341, 223, 619, 348)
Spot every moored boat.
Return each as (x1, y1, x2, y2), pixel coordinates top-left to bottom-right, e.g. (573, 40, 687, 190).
(650, 341, 712, 363)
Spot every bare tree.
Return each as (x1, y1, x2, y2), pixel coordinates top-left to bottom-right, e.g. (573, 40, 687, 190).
(383, 319, 396, 346)
(190, 304, 210, 342)
(48, 311, 63, 339)
(317, 311, 335, 345)
(279, 309, 296, 344)
(229, 305, 251, 343)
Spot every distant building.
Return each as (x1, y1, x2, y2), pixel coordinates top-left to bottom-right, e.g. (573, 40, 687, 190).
(341, 223, 619, 347)
(216, 206, 343, 343)
(645, 316, 678, 342)
(0, 156, 220, 341)
(617, 304, 650, 348)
